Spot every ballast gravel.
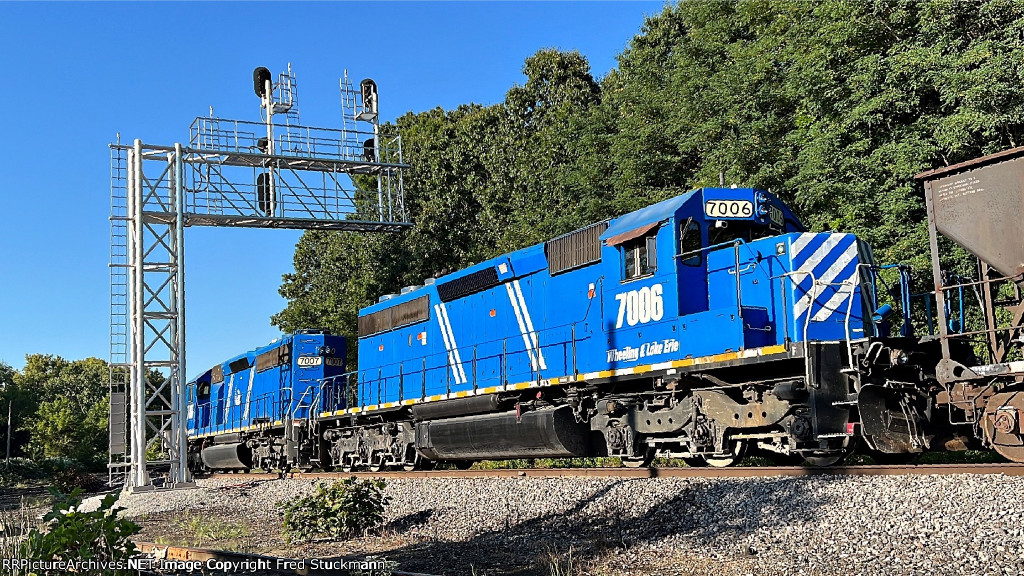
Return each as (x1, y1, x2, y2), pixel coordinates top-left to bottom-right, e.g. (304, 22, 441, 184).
(99, 473, 1024, 575)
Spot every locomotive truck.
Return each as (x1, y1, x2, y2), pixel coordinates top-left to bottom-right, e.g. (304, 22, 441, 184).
(185, 148, 1024, 471)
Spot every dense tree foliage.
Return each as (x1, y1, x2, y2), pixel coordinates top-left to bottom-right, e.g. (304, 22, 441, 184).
(1, 356, 111, 468)
(275, 1, 1024, 362)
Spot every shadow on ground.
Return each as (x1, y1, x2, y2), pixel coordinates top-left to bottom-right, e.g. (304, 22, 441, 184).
(316, 475, 837, 575)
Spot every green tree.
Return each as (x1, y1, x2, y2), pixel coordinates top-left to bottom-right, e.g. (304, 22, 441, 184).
(277, 1, 1024, 350)
(16, 356, 109, 467)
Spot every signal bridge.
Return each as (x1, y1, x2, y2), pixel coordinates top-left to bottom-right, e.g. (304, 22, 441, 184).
(108, 65, 411, 491)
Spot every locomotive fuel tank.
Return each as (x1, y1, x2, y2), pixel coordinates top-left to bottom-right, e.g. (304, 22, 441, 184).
(415, 406, 591, 460)
(200, 442, 252, 470)
(411, 394, 504, 420)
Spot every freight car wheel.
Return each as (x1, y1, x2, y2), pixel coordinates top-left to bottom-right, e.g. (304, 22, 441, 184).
(983, 390, 1024, 462)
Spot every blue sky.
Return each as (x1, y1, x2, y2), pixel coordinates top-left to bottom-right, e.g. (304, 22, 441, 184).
(0, 1, 662, 377)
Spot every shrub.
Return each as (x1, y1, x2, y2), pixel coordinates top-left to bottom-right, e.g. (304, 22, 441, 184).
(0, 457, 44, 486)
(20, 488, 140, 576)
(157, 513, 251, 550)
(37, 457, 78, 477)
(49, 465, 104, 494)
(277, 477, 388, 543)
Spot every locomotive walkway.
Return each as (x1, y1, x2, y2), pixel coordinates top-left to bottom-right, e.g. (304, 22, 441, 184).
(207, 462, 1024, 481)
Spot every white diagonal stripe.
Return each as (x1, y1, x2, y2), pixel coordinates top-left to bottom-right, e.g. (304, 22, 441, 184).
(434, 304, 462, 384)
(513, 280, 547, 370)
(224, 372, 234, 424)
(794, 239, 858, 319)
(798, 233, 845, 272)
(506, 283, 539, 372)
(438, 303, 468, 384)
(793, 234, 847, 318)
(812, 270, 861, 322)
(791, 232, 817, 258)
(243, 361, 256, 420)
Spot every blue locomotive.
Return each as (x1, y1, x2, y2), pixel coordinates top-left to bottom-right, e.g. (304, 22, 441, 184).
(187, 186, 951, 472)
(186, 331, 347, 471)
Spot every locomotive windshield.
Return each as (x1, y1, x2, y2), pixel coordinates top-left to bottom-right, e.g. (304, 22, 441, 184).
(679, 218, 702, 266)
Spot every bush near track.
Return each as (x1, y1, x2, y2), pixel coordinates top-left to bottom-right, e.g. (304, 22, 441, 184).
(278, 477, 389, 543)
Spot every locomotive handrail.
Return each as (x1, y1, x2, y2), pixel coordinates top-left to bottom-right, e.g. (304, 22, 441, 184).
(332, 328, 589, 411)
(776, 270, 817, 348)
(352, 322, 594, 389)
(674, 237, 746, 261)
(778, 264, 872, 373)
(290, 385, 314, 419)
(868, 264, 913, 337)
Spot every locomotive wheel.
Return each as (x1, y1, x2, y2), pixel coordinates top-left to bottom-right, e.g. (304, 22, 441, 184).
(402, 452, 424, 472)
(340, 456, 355, 473)
(801, 453, 846, 467)
(801, 440, 853, 467)
(681, 457, 707, 468)
(704, 440, 747, 468)
(621, 447, 654, 468)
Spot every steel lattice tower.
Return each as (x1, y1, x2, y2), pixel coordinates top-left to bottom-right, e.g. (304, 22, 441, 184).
(108, 66, 410, 490)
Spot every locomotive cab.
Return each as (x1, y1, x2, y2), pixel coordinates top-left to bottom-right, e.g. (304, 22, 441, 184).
(600, 188, 807, 365)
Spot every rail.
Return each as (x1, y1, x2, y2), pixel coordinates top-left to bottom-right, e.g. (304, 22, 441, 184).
(206, 462, 1024, 480)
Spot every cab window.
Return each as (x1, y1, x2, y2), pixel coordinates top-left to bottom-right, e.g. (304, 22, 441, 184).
(197, 382, 211, 401)
(623, 234, 657, 281)
(679, 219, 702, 266)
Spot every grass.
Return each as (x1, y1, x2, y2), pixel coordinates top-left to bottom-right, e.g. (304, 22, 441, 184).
(155, 513, 251, 551)
(0, 499, 46, 575)
(544, 545, 577, 576)
(915, 449, 1007, 464)
(471, 458, 625, 470)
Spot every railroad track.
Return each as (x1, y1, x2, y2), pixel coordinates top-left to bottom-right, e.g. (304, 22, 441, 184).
(206, 462, 1024, 481)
